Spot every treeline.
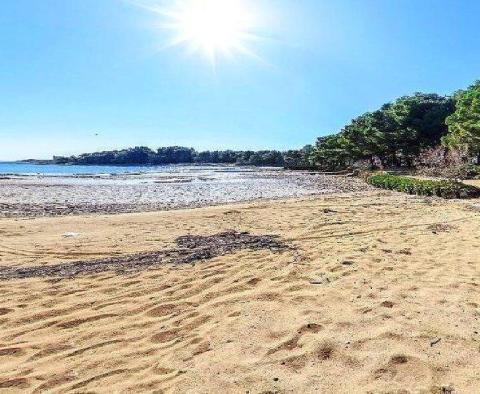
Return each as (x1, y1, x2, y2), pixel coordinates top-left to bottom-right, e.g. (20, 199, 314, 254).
(52, 79, 480, 175)
(53, 145, 314, 168)
(310, 80, 480, 176)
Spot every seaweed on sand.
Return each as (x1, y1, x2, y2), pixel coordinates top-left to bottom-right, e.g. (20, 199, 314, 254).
(0, 232, 291, 280)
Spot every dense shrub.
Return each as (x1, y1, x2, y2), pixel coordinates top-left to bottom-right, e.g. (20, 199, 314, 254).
(367, 173, 480, 199)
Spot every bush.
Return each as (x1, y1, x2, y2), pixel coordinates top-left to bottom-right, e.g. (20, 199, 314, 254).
(367, 173, 480, 199)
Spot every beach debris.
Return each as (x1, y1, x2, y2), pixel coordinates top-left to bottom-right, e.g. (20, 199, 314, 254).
(310, 277, 330, 285)
(466, 204, 480, 212)
(430, 385, 455, 394)
(323, 208, 337, 214)
(0, 231, 292, 280)
(430, 338, 442, 347)
(428, 223, 457, 234)
(62, 232, 80, 238)
(381, 301, 395, 308)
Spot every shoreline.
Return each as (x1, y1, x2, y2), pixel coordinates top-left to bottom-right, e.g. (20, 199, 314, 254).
(0, 191, 370, 220)
(0, 171, 371, 218)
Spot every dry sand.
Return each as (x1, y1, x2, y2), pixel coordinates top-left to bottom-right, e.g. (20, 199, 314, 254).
(0, 190, 479, 393)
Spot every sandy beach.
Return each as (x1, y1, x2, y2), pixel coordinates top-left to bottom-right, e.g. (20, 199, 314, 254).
(0, 185, 479, 393)
(4, 0, 480, 391)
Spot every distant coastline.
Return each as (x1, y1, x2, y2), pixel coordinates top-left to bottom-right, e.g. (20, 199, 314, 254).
(19, 159, 56, 165)
(18, 145, 315, 170)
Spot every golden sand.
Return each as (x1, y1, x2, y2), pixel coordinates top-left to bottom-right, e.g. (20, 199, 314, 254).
(0, 190, 479, 393)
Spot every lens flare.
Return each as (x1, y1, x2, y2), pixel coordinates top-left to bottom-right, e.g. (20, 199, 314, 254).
(152, 0, 260, 64)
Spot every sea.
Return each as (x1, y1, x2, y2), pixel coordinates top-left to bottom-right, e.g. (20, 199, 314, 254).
(0, 162, 181, 175)
(0, 162, 252, 176)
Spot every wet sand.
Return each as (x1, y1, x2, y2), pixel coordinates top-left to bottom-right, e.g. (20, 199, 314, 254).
(0, 190, 479, 393)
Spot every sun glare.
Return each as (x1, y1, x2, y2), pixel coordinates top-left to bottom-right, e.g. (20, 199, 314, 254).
(155, 0, 259, 63)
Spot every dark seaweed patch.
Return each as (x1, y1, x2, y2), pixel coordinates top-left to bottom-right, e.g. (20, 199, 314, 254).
(0, 232, 290, 280)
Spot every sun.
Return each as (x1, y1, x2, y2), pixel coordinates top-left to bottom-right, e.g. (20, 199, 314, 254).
(154, 0, 259, 63)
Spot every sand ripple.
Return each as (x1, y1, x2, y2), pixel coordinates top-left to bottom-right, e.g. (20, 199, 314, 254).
(0, 192, 478, 392)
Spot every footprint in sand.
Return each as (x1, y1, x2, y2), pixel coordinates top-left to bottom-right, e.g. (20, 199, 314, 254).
(268, 323, 323, 354)
(279, 340, 338, 371)
(373, 353, 432, 384)
(315, 341, 336, 361)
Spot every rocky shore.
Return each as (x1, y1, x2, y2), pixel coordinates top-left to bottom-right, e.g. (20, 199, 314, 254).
(0, 170, 371, 217)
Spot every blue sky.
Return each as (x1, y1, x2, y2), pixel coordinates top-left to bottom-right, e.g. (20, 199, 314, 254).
(1, 0, 479, 160)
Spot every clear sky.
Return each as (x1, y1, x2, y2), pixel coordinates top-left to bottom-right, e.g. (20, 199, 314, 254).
(1, 0, 479, 160)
